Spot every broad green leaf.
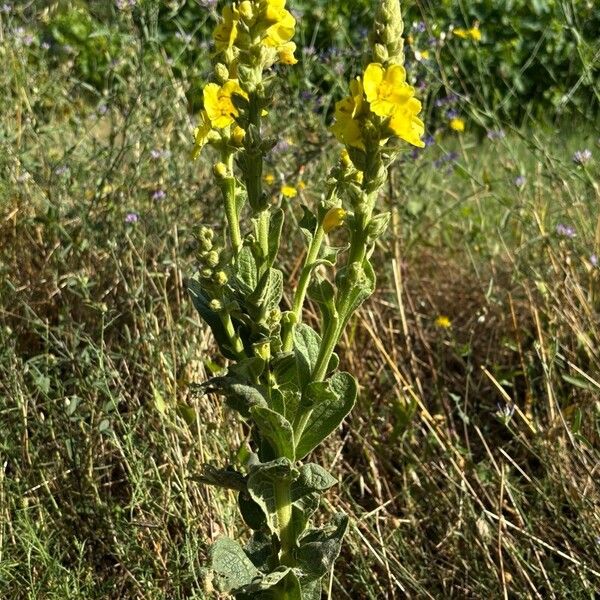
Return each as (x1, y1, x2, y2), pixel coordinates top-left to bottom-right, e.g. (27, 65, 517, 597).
(210, 537, 259, 593)
(307, 278, 336, 324)
(367, 211, 390, 241)
(196, 464, 246, 492)
(296, 372, 357, 459)
(244, 531, 274, 571)
(291, 492, 321, 539)
(247, 458, 295, 532)
(251, 406, 295, 460)
(338, 257, 376, 329)
(296, 514, 349, 578)
(292, 463, 337, 501)
(236, 246, 257, 294)
(294, 324, 321, 386)
(298, 576, 323, 600)
(248, 268, 284, 320)
(241, 567, 291, 594)
(238, 492, 266, 530)
(199, 377, 267, 418)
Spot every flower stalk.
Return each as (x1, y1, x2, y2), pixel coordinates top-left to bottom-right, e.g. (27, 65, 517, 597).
(187, 1, 424, 597)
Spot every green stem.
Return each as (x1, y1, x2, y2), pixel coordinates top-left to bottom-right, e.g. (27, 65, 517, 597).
(257, 208, 271, 275)
(220, 312, 245, 360)
(274, 479, 295, 565)
(223, 153, 242, 255)
(282, 224, 325, 352)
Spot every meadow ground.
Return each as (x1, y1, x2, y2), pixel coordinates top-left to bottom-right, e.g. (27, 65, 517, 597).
(1, 2, 600, 598)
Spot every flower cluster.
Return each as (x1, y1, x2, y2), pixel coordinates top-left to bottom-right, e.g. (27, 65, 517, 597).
(193, 0, 297, 160)
(331, 62, 424, 152)
(214, 0, 297, 68)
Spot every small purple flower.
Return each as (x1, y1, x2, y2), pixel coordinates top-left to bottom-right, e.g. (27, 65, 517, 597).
(514, 175, 526, 188)
(41, 41, 50, 50)
(272, 139, 290, 154)
(1, 4, 12, 14)
(572, 149, 592, 166)
(97, 103, 109, 115)
(150, 149, 163, 159)
(152, 189, 166, 201)
(424, 135, 435, 147)
(487, 129, 505, 140)
(55, 165, 69, 176)
(590, 254, 598, 267)
(413, 21, 426, 33)
(125, 212, 139, 224)
(446, 108, 459, 119)
(556, 223, 576, 238)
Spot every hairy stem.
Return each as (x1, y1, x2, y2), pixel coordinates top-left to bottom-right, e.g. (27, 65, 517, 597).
(224, 153, 242, 255)
(282, 224, 325, 352)
(274, 479, 295, 565)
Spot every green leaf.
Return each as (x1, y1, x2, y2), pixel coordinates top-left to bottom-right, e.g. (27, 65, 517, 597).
(338, 258, 376, 328)
(294, 324, 321, 386)
(250, 406, 295, 460)
(247, 458, 296, 532)
(307, 278, 336, 324)
(244, 531, 275, 571)
(296, 514, 349, 578)
(367, 211, 391, 241)
(292, 463, 337, 501)
(248, 268, 284, 320)
(187, 279, 237, 359)
(236, 246, 257, 294)
(268, 208, 284, 268)
(195, 464, 246, 492)
(296, 372, 357, 459)
(199, 377, 267, 418)
(238, 492, 267, 531)
(291, 492, 321, 540)
(210, 538, 259, 593)
(299, 205, 318, 244)
(240, 567, 292, 594)
(298, 576, 323, 600)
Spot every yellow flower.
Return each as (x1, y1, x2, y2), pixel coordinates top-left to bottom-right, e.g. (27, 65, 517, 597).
(281, 185, 297, 198)
(203, 80, 247, 129)
(192, 111, 212, 159)
(388, 98, 425, 148)
(213, 6, 239, 52)
(264, 173, 276, 185)
(435, 315, 452, 329)
(449, 117, 465, 132)
(262, 5, 295, 48)
(231, 125, 246, 146)
(323, 207, 346, 233)
(469, 27, 481, 41)
(454, 26, 481, 41)
(363, 63, 414, 118)
(297, 180, 306, 190)
(331, 78, 367, 150)
(278, 41, 298, 65)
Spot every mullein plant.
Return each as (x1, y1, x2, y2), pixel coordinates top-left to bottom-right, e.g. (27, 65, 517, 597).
(189, 0, 424, 597)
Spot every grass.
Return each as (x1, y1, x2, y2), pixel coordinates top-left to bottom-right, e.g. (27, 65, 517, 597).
(1, 2, 600, 599)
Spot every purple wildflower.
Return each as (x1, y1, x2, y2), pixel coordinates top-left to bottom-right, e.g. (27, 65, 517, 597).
(556, 224, 576, 238)
(590, 254, 598, 267)
(514, 175, 526, 188)
(413, 21, 427, 33)
(1, 4, 11, 14)
(572, 149, 592, 166)
(152, 189, 166, 201)
(97, 103, 109, 115)
(55, 165, 69, 176)
(487, 129, 505, 140)
(125, 212, 139, 224)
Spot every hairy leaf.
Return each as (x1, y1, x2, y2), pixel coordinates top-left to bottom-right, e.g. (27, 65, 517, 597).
(296, 372, 357, 459)
(211, 537, 259, 593)
(294, 324, 321, 386)
(251, 406, 295, 460)
(199, 377, 267, 419)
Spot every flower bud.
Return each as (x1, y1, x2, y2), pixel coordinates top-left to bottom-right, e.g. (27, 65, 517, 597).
(214, 271, 228, 286)
(323, 207, 347, 233)
(209, 299, 223, 312)
(214, 63, 230, 84)
(213, 162, 228, 179)
(238, 1, 254, 20)
(206, 250, 220, 268)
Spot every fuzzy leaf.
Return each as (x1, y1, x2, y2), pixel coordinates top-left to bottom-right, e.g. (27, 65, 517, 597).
(238, 492, 266, 531)
(198, 377, 267, 419)
(367, 211, 391, 241)
(251, 406, 295, 460)
(292, 463, 337, 500)
(248, 268, 284, 318)
(294, 324, 321, 386)
(296, 372, 357, 459)
(196, 464, 246, 492)
(236, 246, 257, 294)
(296, 514, 349, 578)
(299, 205, 318, 244)
(247, 458, 295, 532)
(211, 538, 259, 593)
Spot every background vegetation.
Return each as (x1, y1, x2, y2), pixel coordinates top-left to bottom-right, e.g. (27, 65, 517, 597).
(1, 0, 599, 598)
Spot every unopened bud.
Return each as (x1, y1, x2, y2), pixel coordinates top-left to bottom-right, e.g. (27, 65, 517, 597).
(214, 63, 229, 83)
(206, 251, 220, 268)
(209, 299, 223, 312)
(323, 207, 347, 233)
(213, 162, 228, 179)
(214, 271, 228, 286)
(238, 1, 253, 20)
